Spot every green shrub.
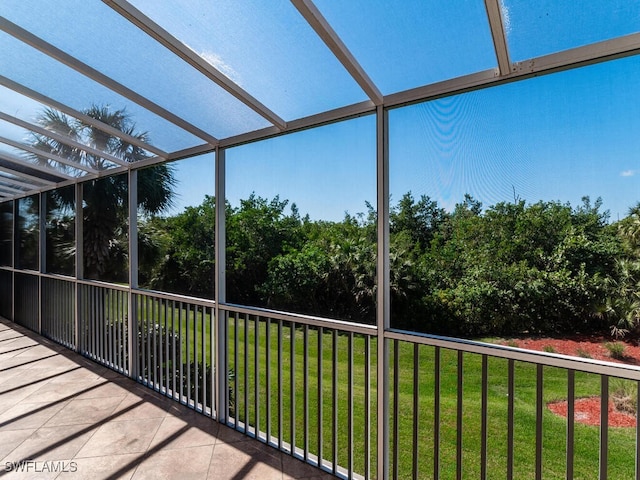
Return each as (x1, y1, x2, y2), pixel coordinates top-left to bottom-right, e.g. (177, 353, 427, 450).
(576, 348, 592, 359)
(604, 341, 627, 359)
(611, 378, 637, 414)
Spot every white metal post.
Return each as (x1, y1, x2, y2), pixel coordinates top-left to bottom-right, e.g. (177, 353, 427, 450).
(74, 183, 82, 351)
(215, 147, 227, 422)
(128, 170, 138, 378)
(376, 105, 390, 480)
(38, 192, 45, 334)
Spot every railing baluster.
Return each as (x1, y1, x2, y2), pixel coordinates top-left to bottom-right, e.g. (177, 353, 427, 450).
(456, 350, 463, 480)
(434, 346, 441, 480)
(318, 326, 324, 470)
(332, 328, 338, 475)
(202, 306, 207, 414)
(109, 290, 114, 368)
(507, 359, 515, 480)
(364, 334, 370, 480)
(393, 339, 399, 480)
(147, 296, 152, 385)
(290, 320, 296, 453)
(194, 305, 200, 410)
(481, 355, 488, 480)
(600, 375, 609, 480)
(234, 314, 239, 427)
(347, 331, 353, 479)
(636, 381, 640, 480)
(187, 304, 192, 405)
(266, 317, 271, 444)
(171, 300, 176, 397)
(179, 302, 184, 402)
(567, 369, 575, 480)
(255, 315, 260, 438)
(164, 299, 169, 395)
(412, 343, 419, 480)
(278, 319, 283, 448)
(536, 364, 543, 480)
(304, 324, 309, 462)
(244, 313, 249, 434)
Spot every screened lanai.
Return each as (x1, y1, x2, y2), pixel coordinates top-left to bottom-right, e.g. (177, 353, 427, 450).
(1, 1, 640, 479)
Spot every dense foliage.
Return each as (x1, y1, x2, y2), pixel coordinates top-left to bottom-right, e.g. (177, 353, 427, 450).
(139, 192, 640, 339)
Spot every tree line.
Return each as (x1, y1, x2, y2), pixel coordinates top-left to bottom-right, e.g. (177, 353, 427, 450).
(140, 192, 640, 339)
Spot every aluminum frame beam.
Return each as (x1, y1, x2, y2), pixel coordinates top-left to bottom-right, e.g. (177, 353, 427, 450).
(0, 150, 74, 181)
(0, 170, 51, 190)
(0, 184, 25, 195)
(0, 136, 99, 175)
(484, 0, 512, 76)
(0, 111, 129, 169)
(0, 16, 219, 146)
(0, 75, 168, 159)
(103, 0, 287, 131)
(290, 0, 383, 105)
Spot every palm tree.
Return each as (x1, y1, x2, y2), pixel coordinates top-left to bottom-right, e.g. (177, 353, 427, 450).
(30, 105, 176, 281)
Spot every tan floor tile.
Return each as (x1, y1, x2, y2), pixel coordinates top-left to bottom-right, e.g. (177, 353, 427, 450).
(110, 392, 170, 422)
(214, 423, 252, 445)
(281, 455, 336, 480)
(1, 460, 66, 480)
(75, 417, 163, 458)
(207, 442, 283, 480)
(0, 428, 36, 459)
(43, 396, 124, 427)
(72, 380, 131, 400)
(58, 453, 138, 479)
(148, 414, 219, 451)
(131, 444, 214, 480)
(19, 379, 107, 404)
(13, 345, 63, 359)
(2, 423, 98, 463)
(0, 400, 68, 431)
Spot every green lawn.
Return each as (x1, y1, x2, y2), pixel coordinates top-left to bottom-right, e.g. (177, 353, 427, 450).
(132, 300, 638, 479)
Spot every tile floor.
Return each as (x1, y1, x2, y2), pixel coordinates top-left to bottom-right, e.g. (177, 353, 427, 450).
(0, 318, 334, 480)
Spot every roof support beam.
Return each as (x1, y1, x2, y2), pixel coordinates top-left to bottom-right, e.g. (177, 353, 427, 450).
(0, 151, 74, 181)
(0, 169, 52, 189)
(290, 0, 383, 105)
(0, 111, 129, 168)
(512, 31, 640, 74)
(0, 184, 26, 195)
(0, 16, 219, 146)
(0, 136, 99, 174)
(484, 0, 512, 76)
(103, 0, 287, 131)
(0, 75, 168, 158)
(386, 32, 640, 109)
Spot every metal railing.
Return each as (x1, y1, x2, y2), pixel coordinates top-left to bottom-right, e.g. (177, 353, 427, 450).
(0, 268, 11, 319)
(41, 276, 75, 349)
(133, 290, 216, 415)
(78, 281, 129, 374)
(14, 271, 38, 331)
(386, 330, 640, 480)
(4, 270, 640, 479)
(220, 304, 377, 479)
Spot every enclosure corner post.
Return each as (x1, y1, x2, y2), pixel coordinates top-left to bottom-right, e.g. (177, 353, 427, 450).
(376, 104, 390, 480)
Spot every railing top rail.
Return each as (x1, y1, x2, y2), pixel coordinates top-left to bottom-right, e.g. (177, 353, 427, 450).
(132, 287, 216, 308)
(76, 278, 130, 292)
(388, 328, 640, 381)
(220, 303, 377, 336)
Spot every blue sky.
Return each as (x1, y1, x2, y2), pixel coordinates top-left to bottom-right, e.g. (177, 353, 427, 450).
(0, 0, 639, 222)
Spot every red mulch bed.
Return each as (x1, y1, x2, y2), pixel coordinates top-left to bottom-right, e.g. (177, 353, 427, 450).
(503, 335, 640, 428)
